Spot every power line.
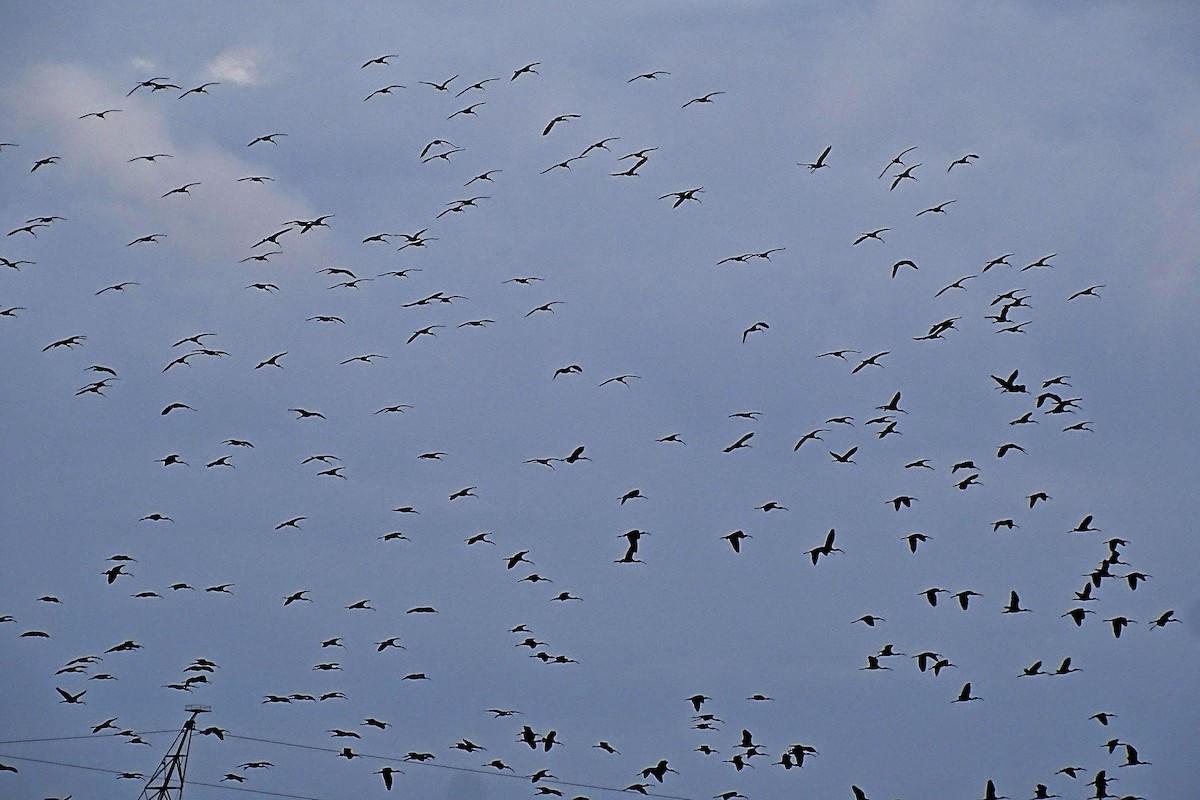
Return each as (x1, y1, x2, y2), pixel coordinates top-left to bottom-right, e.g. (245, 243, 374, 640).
(0, 752, 125, 775)
(1, 730, 702, 800)
(0, 731, 177, 745)
(224, 732, 700, 800)
(0, 753, 344, 800)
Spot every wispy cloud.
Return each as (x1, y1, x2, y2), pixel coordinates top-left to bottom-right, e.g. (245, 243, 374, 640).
(205, 47, 269, 86)
(3, 62, 320, 265)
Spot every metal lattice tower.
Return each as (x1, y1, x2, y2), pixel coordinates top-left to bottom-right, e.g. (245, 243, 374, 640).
(137, 705, 210, 800)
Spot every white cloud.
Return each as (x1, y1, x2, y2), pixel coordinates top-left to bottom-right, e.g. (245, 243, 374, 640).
(205, 47, 269, 86)
(2, 62, 321, 266)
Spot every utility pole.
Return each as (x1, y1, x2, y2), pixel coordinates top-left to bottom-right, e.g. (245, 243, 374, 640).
(137, 705, 210, 800)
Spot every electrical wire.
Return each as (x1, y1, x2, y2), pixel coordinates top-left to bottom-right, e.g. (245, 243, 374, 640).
(224, 732, 700, 799)
(0, 753, 343, 800)
(1, 730, 703, 800)
(0, 731, 177, 745)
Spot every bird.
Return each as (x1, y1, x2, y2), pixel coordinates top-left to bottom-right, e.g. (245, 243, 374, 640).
(255, 352, 287, 369)
(1105, 616, 1135, 638)
(916, 200, 957, 217)
(7, 222, 48, 237)
(178, 82, 220, 98)
(239, 251, 281, 262)
(247, 133, 287, 147)
(659, 187, 704, 207)
(456, 77, 499, 96)
(43, 335, 87, 351)
(1002, 591, 1031, 614)
(798, 145, 831, 171)
(599, 374, 639, 386)
(291, 214, 335, 234)
(375, 766, 402, 790)
(1028, 491, 1051, 507)
(620, 489, 645, 505)
(541, 156, 584, 173)
(794, 429, 828, 450)
(526, 301, 563, 317)
(421, 75, 458, 91)
(878, 146, 917, 178)
(361, 54, 399, 68)
(952, 588, 984, 611)
(853, 228, 891, 245)
(1020, 660, 1046, 677)
(511, 62, 540, 80)
(953, 682, 980, 703)
(1053, 658, 1081, 675)
(1121, 744, 1151, 767)
(542, 114, 581, 136)
(723, 432, 754, 452)
(829, 446, 858, 464)
(127, 152, 172, 163)
(641, 760, 678, 783)
(252, 228, 292, 248)
(742, 321, 769, 342)
(889, 163, 921, 190)
(127, 233, 166, 245)
(448, 102, 485, 119)
(1068, 284, 1106, 300)
(561, 445, 590, 463)
(466, 169, 502, 185)
(992, 369, 1027, 393)
(365, 84, 406, 101)
(1021, 253, 1057, 271)
(852, 351, 889, 373)
(947, 153, 980, 171)
(422, 147, 465, 163)
(683, 91, 725, 107)
(1149, 609, 1180, 629)
(978, 779, 1007, 800)
(79, 108, 122, 119)
(722, 530, 750, 553)
(56, 687, 86, 704)
(807, 528, 843, 564)
(861, 655, 892, 671)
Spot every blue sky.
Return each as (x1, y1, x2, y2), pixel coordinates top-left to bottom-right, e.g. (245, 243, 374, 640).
(2, 3, 1199, 799)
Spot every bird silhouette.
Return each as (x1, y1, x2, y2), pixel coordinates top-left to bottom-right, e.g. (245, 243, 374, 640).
(798, 145, 831, 171)
(683, 91, 725, 107)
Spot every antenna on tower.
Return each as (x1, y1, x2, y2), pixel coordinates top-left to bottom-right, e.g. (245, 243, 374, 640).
(137, 705, 210, 800)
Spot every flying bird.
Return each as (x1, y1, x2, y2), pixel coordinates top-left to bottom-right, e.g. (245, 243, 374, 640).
(361, 54, 399, 68)
(947, 153, 980, 171)
(179, 82, 220, 98)
(798, 145, 831, 171)
(683, 91, 725, 107)
(511, 62, 540, 80)
(247, 133, 287, 147)
(542, 114, 581, 136)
